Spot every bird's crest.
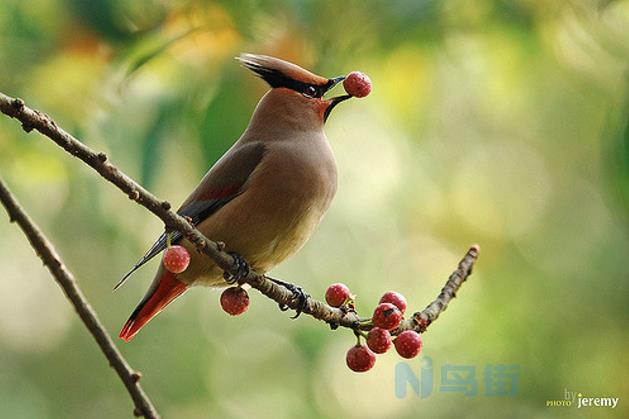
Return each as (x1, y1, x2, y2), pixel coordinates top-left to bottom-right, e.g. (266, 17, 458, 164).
(237, 53, 330, 89)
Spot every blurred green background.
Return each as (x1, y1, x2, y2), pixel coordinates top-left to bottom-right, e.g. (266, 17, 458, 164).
(1, 0, 628, 418)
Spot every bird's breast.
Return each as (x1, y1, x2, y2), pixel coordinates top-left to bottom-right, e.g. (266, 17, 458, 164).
(244, 138, 337, 267)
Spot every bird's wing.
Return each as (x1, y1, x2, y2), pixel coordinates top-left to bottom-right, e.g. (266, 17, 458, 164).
(114, 141, 267, 290)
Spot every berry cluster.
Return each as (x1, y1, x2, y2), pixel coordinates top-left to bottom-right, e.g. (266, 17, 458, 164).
(325, 284, 423, 373)
(164, 245, 421, 371)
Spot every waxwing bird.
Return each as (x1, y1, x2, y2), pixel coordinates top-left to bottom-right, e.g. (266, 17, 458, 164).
(117, 53, 352, 341)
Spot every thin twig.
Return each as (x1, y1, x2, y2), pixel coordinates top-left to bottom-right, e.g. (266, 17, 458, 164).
(0, 178, 159, 419)
(400, 244, 480, 333)
(0, 92, 479, 335)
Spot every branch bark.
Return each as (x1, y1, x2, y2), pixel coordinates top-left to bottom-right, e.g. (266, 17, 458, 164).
(403, 244, 479, 333)
(0, 178, 159, 419)
(0, 91, 479, 334)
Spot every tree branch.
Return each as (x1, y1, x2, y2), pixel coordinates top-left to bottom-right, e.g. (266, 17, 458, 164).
(0, 178, 159, 419)
(401, 244, 479, 333)
(0, 91, 479, 335)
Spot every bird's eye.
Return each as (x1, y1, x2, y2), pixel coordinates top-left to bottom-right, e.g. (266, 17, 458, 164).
(303, 85, 318, 98)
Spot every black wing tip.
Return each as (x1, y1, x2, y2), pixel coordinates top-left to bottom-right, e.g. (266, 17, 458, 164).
(113, 260, 148, 291)
(113, 269, 136, 291)
(114, 232, 170, 291)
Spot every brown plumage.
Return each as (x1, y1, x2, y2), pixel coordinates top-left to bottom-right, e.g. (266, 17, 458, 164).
(119, 53, 351, 341)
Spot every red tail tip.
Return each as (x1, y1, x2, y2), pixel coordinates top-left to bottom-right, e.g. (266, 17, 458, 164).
(118, 271, 188, 342)
(119, 320, 137, 342)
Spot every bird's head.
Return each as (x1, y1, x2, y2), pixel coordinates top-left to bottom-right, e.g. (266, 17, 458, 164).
(237, 53, 350, 126)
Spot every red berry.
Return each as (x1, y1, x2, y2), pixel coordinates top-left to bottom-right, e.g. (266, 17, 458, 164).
(372, 302, 402, 330)
(379, 291, 407, 314)
(394, 331, 423, 359)
(163, 245, 191, 274)
(346, 345, 376, 372)
(325, 283, 351, 307)
(220, 287, 250, 316)
(343, 71, 372, 98)
(366, 327, 392, 354)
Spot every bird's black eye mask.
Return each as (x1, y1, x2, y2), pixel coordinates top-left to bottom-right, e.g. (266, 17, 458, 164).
(240, 61, 338, 99)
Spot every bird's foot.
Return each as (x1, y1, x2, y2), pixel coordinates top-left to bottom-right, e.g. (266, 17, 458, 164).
(268, 277, 310, 319)
(223, 252, 250, 285)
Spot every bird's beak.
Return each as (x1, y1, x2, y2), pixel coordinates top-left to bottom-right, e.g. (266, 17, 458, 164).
(323, 76, 351, 122)
(326, 76, 345, 92)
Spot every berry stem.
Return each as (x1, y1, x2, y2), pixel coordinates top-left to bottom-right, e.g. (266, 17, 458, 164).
(353, 330, 363, 346)
(357, 330, 368, 339)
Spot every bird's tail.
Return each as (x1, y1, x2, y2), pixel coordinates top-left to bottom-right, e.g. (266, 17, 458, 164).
(119, 270, 189, 342)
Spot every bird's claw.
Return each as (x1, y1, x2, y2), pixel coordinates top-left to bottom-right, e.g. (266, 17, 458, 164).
(223, 252, 249, 285)
(269, 277, 310, 319)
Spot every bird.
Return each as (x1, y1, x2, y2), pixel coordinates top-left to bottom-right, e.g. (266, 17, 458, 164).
(117, 53, 352, 342)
